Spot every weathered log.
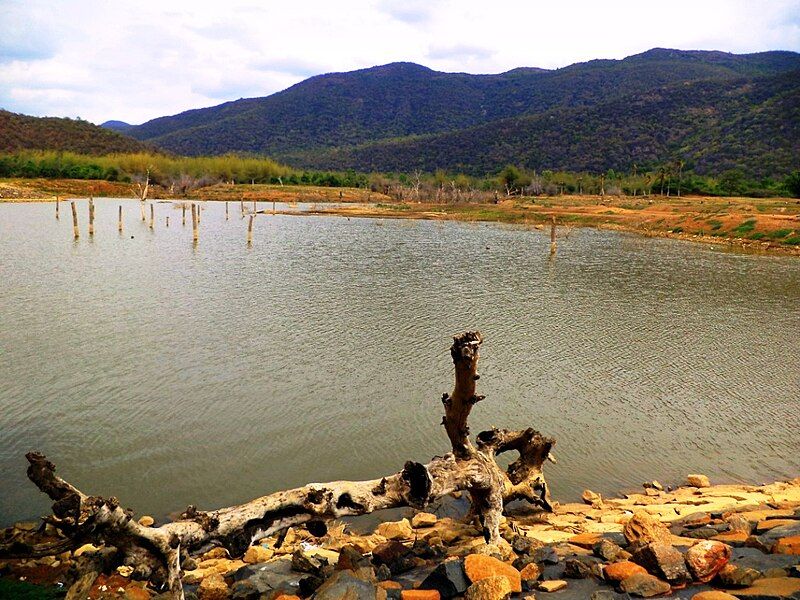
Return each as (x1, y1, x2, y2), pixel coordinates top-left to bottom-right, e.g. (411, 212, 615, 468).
(14, 332, 555, 599)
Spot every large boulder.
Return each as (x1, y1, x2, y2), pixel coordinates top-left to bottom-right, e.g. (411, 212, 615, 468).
(684, 541, 731, 582)
(624, 512, 672, 550)
(632, 542, 690, 585)
(463, 554, 522, 593)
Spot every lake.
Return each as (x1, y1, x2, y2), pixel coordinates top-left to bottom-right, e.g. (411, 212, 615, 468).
(1, 198, 798, 526)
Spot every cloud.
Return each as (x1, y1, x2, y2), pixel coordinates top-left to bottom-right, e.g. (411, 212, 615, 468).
(0, 0, 798, 124)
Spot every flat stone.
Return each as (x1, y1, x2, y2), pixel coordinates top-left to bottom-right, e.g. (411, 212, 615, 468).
(684, 541, 731, 582)
(231, 557, 303, 595)
(619, 573, 671, 597)
(569, 533, 602, 549)
(464, 576, 512, 600)
(716, 563, 762, 588)
(538, 580, 567, 592)
(314, 571, 383, 600)
(681, 514, 713, 529)
(757, 523, 800, 550)
(464, 554, 522, 593)
(593, 539, 627, 562)
(691, 593, 738, 600)
(243, 545, 274, 564)
(734, 577, 800, 599)
(401, 591, 440, 600)
(712, 532, 749, 546)
(730, 547, 799, 575)
(756, 521, 798, 534)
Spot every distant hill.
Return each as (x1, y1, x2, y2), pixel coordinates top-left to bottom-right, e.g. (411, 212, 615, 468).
(287, 69, 800, 178)
(0, 111, 149, 154)
(100, 120, 134, 133)
(115, 48, 800, 177)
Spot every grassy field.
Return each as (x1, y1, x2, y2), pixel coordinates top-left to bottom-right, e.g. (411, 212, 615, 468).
(2, 178, 798, 253)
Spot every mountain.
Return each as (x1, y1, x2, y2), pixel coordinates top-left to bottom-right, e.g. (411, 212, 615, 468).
(0, 111, 149, 154)
(100, 120, 134, 133)
(286, 69, 800, 178)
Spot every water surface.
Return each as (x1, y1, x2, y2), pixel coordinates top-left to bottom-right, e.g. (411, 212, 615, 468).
(1, 199, 798, 525)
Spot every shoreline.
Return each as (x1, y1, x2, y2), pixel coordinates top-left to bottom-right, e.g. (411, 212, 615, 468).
(2, 474, 799, 599)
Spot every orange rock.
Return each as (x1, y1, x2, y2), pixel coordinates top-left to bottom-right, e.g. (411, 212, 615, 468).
(464, 554, 522, 593)
(519, 562, 541, 582)
(123, 585, 151, 600)
(198, 573, 229, 600)
(568, 533, 601, 548)
(735, 577, 800, 598)
(711, 531, 748, 545)
(603, 561, 648, 583)
(773, 535, 800, 554)
(691, 592, 738, 600)
(684, 540, 731, 582)
(401, 591, 441, 600)
(623, 511, 672, 548)
(274, 595, 301, 600)
(378, 581, 403, 590)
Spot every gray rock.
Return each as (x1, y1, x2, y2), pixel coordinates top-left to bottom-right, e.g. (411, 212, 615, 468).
(620, 573, 671, 597)
(632, 542, 690, 585)
(594, 539, 626, 561)
(563, 558, 594, 579)
(730, 547, 799, 575)
(372, 540, 416, 575)
(314, 570, 381, 600)
(591, 591, 632, 600)
(232, 557, 302, 595)
(419, 558, 468, 599)
(533, 546, 560, 565)
(756, 521, 800, 550)
(717, 564, 762, 588)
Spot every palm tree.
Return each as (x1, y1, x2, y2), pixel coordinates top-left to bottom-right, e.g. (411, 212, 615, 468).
(675, 160, 685, 197)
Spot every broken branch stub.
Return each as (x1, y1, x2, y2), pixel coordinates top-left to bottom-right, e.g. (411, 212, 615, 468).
(15, 330, 555, 600)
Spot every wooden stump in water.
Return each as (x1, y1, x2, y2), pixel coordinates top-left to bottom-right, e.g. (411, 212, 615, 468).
(272, 200, 276, 215)
(149, 203, 155, 230)
(88, 198, 95, 236)
(191, 203, 198, 243)
(240, 197, 244, 216)
(118, 206, 123, 233)
(225, 201, 229, 220)
(55, 196, 59, 220)
(140, 201, 146, 222)
(550, 215, 557, 256)
(182, 204, 186, 226)
(166, 216, 169, 228)
(70, 201, 79, 240)
(247, 214, 254, 245)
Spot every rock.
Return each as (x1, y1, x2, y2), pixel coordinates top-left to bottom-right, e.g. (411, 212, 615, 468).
(243, 545, 274, 564)
(773, 535, 800, 555)
(729, 547, 798, 576)
(591, 592, 631, 600)
(124, 584, 152, 600)
(756, 520, 798, 534)
(631, 542, 690, 585)
(377, 519, 414, 540)
(338, 546, 371, 571)
(314, 570, 383, 600)
(199, 573, 230, 600)
(623, 512, 672, 549)
(734, 576, 800, 598)
(512, 536, 544, 556)
(619, 573, 671, 597)
(203, 548, 230, 560)
(593, 539, 627, 562)
(291, 549, 331, 576)
(603, 561, 648, 583)
(411, 513, 438, 528)
(681, 513, 713, 529)
(757, 522, 800, 551)
(532, 546, 560, 565)
(378, 582, 403, 590)
(691, 593, 738, 600)
(519, 562, 542, 584)
(685, 540, 731, 582)
(727, 514, 754, 534)
(372, 541, 416, 575)
(464, 575, 512, 600)
(643, 481, 664, 491)
(537, 580, 567, 592)
(464, 554, 522, 593)
(419, 558, 469, 599)
(138, 515, 155, 527)
(716, 563, 762, 588)
(230, 556, 304, 596)
(582, 490, 603, 506)
(712, 532, 749, 547)
(688, 475, 711, 488)
(563, 558, 593, 579)
(569, 533, 602, 549)
(401, 591, 440, 600)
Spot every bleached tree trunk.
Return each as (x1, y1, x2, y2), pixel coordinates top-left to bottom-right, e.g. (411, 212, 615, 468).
(13, 332, 555, 600)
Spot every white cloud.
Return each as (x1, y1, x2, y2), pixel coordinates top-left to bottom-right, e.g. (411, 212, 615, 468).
(1, 0, 798, 124)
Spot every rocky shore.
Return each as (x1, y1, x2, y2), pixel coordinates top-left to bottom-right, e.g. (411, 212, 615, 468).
(2, 475, 799, 600)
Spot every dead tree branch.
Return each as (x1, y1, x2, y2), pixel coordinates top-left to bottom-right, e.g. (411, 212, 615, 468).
(14, 331, 555, 599)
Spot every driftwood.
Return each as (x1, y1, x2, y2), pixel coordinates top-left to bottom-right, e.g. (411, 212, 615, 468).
(13, 331, 555, 599)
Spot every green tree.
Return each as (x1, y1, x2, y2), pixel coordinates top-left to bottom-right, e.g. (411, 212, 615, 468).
(785, 171, 800, 198)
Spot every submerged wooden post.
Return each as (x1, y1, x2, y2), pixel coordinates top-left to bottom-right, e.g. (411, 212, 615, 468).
(166, 216, 169, 228)
(71, 201, 79, 240)
(140, 201, 146, 222)
(182, 204, 186, 226)
(149, 203, 155, 230)
(118, 205, 123, 233)
(240, 197, 244, 216)
(196, 203, 201, 224)
(88, 198, 95, 236)
(247, 215, 254, 245)
(253, 199, 257, 212)
(191, 203, 198, 243)
(550, 215, 557, 256)
(272, 200, 276, 215)
(55, 196, 60, 219)
(225, 201, 229, 220)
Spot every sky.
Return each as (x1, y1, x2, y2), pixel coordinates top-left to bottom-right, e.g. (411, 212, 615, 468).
(1, 0, 799, 125)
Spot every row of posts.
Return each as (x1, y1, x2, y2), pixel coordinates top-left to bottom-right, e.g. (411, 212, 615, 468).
(60, 198, 255, 246)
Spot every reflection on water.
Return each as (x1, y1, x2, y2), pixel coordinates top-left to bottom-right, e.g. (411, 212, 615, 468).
(1, 199, 798, 525)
